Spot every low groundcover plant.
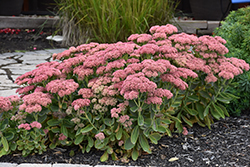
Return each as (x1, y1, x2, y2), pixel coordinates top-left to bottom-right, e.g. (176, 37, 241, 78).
(0, 24, 249, 162)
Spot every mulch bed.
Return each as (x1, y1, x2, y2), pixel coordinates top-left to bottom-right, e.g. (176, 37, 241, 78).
(0, 28, 64, 54)
(1, 110, 249, 167)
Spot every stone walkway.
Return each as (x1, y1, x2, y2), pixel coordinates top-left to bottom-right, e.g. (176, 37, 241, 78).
(0, 49, 66, 97)
(0, 49, 140, 167)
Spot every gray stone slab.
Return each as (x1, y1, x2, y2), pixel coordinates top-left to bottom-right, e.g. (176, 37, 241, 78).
(34, 50, 51, 54)
(53, 164, 92, 167)
(11, 75, 21, 81)
(0, 163, 18, 167)
(0, 70, 6, 74)
(0, 76, 13, 84)
(45, 49, 67, 54)
(0, 59, 17, 65)
(0, 89, 18, 97)
(0, 16, 59, 29)
(20, 55, 51, 60)
(17, 164, 52, 167)
(22, 60, 48, 65)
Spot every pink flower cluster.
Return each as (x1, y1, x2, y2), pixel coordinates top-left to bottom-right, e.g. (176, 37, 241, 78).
(182, 127, 188, 135)
(58, 133, 67, 140)
(118, 115, 132, 127)
(18, 123, 31, 130)
(0, 95, 20, 113)
(30, 121, 42, 129)
(71, 99, 91, 110)
(95, 132, 105, 140)
(78, 88, 94, 98)
(19, 92, 52, 114)
(111, 108, 121, 118)
(15, 65, 61, 85)
(149, 24, 178, 35)
(120, 72, 157, 100)
(46, 79, 79, 97)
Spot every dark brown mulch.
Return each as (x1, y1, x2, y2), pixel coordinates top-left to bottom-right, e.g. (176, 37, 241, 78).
(1, 110, 249, 167)
(0, 28, 64, 54)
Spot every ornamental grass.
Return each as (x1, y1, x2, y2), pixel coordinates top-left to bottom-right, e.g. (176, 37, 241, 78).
(55, 0, 177, 45)
(0, 24, 249, 162)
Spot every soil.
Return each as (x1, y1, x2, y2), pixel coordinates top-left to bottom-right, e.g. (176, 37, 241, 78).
(0, 28, 64, 54)
(0, 28, 250, 167)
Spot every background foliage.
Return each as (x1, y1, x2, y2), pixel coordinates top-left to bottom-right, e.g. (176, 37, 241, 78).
(214, 6, 250, 116)
(55, 0, 178, 45)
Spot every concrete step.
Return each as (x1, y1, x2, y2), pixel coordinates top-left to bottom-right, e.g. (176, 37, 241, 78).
(0, 16, 220, 34)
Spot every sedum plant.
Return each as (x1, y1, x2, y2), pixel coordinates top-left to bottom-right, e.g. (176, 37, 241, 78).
(0, 24, 249, 162)
(213, 6, 250, 116)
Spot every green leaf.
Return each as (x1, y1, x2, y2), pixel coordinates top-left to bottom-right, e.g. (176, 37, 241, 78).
(150, 133, 161, 141)
(74, 134, 84, 145)
(184, 107, 198, 116)
(4, 132, 14, 141)
(216, 97, 230, 104)
(175, 121, 183, 132)
(138, 114, 144, 126)
(86, 112, 93, 122)
(116, 127, 122, 140)
(152, 105, 160, 113)
(80, 124, 93, 134)
(104, 118, 114, 126)
(86, 145, 91, 153)
(1, 137, 9, 152)
(149, 134, 158, 144)
(39, 108, 50, 116)
(139, 134, 151, 154)
(166, 128, 172, 137)
(38, 114, 47, 123)
(161, 118, 172, 124)
(132, 149, 139, 161)
(124, 138, 135, 150)
(47, 119, 60, 126)
(210, 105, 221, 120)
(130, 106, 139, 112)
(166, 114, 182, 123)
(204, 104, 211, 117)
(131, 125, 139, 144)
(196, 102, 205, 120)
(187, 94, 199, 101)
(152, 120, 158, 131)
(100, 151, 109, 162)
(181, 115, 194, 127)
(218, 103, 230, 117)
(87, 136, 94, 148)
(157, 126, 167, 133)
(50, 105, 59, 112)
(143, 128, 151, 137)
(0, 119, 8, 131)
(51, 127, 60, 133)
(61, 126, 68, 137)
(69, 150, 75, 157)
(199, 90, 211, 99)
(62, 103, 67, 109)
(107, 146, 113, 154)
(212, 103, 225, 119)
(10, 142, 17, 151)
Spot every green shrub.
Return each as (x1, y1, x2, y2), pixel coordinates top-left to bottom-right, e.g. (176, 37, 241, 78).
(0, 24, 249, 161)
(56, 0, 178, 45)
(213, 6, 250, 116)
